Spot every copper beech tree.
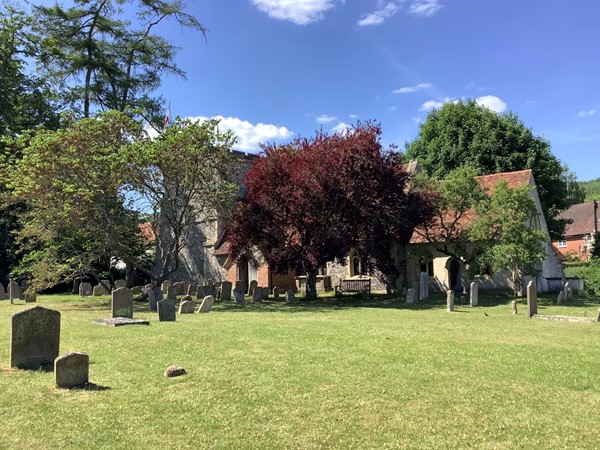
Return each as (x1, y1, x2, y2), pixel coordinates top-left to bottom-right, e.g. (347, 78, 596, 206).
(228, 123, 434, 298)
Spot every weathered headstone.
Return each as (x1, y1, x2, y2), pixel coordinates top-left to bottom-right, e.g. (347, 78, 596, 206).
(285, 289, 295, 305)
(197, 295, 215, 313)
(79, 282, 92, 297)
(248, 280, 258, 296)
(233, 288, 245, 305)
(273, 286, 281, 300)
(161, 280, 171, 295)
(511, 300, 518, 315)
(112, 287, 133, 318)
(203, 284, 217, 298)
(148, 286, 163, 312)
(187, 284, 198, 296)
(181, 281, 190, 295)
(72, 277, 81, 295)
(20, 280, 29, 299)
(0, 283, 7, 300)
(8, 280, 21, 300)
(24, 293, 37, 303)
(195, 285, 205, 300)
(55, 352, 89, 388)
(527, 281, 537, 318)
(179, 299, 195, 314)
(166, 285, 178, 302)
(157, 300, 176, 322)
(220, 281, 232, 301)
(260, 286, 269, 300)
(446, 290, 455, 312)
(93, 281, 110, 296)
(419, 272, 429, 301)
(595, 307, 600, 323)
(411, 281, 420, 303)
(173, 282, 185, 296)
(557, 291, 564, 305)
(235, 280, 246, 295)
(565, 282, 572, 300)
(405, 288, 415, 304)
(252, 288, 262, 303)
(470, 282, 478, 307)
(11, 306, 60, 369)
(114, 279, 126, 289)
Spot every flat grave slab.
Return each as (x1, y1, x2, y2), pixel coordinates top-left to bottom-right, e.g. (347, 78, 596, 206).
(532, 314, 596, 324)
(92, 318, 150, 327)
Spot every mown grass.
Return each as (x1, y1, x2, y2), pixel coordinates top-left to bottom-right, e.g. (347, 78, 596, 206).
(1, 291, 599, 449)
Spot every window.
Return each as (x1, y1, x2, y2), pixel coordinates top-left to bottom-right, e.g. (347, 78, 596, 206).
(558, 240, 567, 248)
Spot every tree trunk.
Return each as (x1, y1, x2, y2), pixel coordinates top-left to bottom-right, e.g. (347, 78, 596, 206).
(305, 269, 318, 300)
(512, 268, 523, 297)
(125, 261, 134, 288)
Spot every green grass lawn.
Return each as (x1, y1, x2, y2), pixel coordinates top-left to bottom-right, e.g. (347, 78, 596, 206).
(1, 292, 599, 449)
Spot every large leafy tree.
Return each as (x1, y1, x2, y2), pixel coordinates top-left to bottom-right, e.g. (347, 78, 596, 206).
(34, 0, 205, 124)
(405, 99, 574, 240)
(229, 123, 434, 298)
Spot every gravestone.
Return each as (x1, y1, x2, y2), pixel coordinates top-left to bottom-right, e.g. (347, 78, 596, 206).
(419, 272, 429, 301)
(565, 282, 572, 300)
(233, 288, 245, 305)
(112, 287, 133, 318)
(235, 280, 246, 295)
(181, 281, 190, 295)
(248, 280, 258, 296)
(273, 286, 281, 300)
(179, 299, 195, 314)
(446, 290, 455, 312)
(93, 281, 110, 296)
(203, 284, 217, 298)
(260, 287, 269, 300)
(220, 281, 232, 301)
(20, 280, 29, 299)
(527, 281, 537, 318)
(157, 300, 176, 322)
(195, 285, 205, 300)
(557, 291, 564, 305)
(596, 307, 600, 323)
(114, 279, 126, 289)
(197, 295, 215, 313)
(72, 277, 81, 295)
(252, 288, 262, 303)
(0, 283, 7, 300)
(8, 280, 21, 300)
(405, 288, 415, 304)
(148, 286, 163, 312)
(166, 285, 178, 302)
(79, 282, 92, 297)
(55, 352, 89, 388)
(470, 282, 478, 307)
(11, 306, 60, 369)
(511, 300, 518, 315)
(161, 280, 171, 294)
(285, 290, 295, 305)
(411, 281, 420, 303)
(173, 282, 185, 296)
(24, 293, 37, 303)
(187, 284, 198, 296)
(131, 286, 142, 295)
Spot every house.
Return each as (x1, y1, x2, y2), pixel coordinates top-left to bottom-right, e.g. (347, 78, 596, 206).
(407, 169, 564, 293)
(553, 201, 599, 261)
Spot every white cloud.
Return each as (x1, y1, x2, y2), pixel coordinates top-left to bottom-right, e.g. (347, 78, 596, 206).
(332, 121, 351, 134)
(188, 115, 294, 152)
(475, 95, 507, 113)
(251, 0, 338, 25)
(316, 114, 338, 123)
(419, 97, 452, 111)
(407, 0, 442, 17)
(349, 114, 359, 119)
(357, 2, 399, 26)
(577, 109, 597, 118)
(393, 82, 433, 94)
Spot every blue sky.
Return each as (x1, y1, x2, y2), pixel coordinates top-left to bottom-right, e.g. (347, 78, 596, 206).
(157, 1, 597, 180)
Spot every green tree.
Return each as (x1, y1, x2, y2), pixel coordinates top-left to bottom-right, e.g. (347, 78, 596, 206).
(34, 0, 205, 124)
(405, 99, 575, 240)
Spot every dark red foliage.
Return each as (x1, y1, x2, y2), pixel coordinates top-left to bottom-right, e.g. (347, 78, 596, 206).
(228, 122, 434, 286)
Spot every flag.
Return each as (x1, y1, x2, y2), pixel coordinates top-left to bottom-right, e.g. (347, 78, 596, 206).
(163, 110, 170, 129)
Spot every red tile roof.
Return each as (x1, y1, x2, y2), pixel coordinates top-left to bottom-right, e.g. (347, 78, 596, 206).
(558, 202, 599, 237)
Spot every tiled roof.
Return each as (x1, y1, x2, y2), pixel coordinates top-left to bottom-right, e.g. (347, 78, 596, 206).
(138, 222, 156, 242)
(558, 202, 599, 237)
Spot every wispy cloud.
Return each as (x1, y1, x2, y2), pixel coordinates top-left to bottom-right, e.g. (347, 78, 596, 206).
(251, 0, 338, 25)
(349, 114, 359, 119)
(393, 82, 433, 94)
(316, 114, 338, 123)
(577, 109, 597, 118)
(357, 2, 399, 26)
(407, 0, 442, 17)
(475, 95, 507, 113)
(332, 122, 351, 134)
(419, 97, 452, 111)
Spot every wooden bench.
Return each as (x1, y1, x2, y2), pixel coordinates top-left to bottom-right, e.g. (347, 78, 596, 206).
(335, 279, 371, 296)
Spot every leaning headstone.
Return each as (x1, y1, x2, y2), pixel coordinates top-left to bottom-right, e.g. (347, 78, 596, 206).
(0, 283, 7, 300)
(197, 295, 215, 313)
(220, 281, 232, 301)
(419, 272, 429, 301)
(114, 279, 126, 289)
(446, 290, 455, 312)
(285, 289, 295, 305)
(179, 299, 195, 314)
(166, 285, 178, 302)
(24, 293, 37, 303)
(470, 282, 479, 307)
(112, 287, 133, 318)
(203, 284, 217, 298)
(527, 281, 537, 318)
(405, 288, 415, 304)
(273, 286, 281, 300)
(233, 288, 245, 305)
(79, 282, 92, 297)
(55, 352, 89, 388)
(557, 290, 564, 305)
(157, 300, 176, 322)
(11, 306, 60, 369)
(148, 286, 162, 312)
(248, 280, 258, 296)
(252, 288, 262, 303)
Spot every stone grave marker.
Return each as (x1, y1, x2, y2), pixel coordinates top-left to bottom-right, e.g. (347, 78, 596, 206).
(197, 295, 215, 313)
(220, 281, 232, 301)
(179, 299, 195, 314)
(285, 290, 295, 305)
(248, 280, 258, 296)
(187, 284, 198, 296)
(20, 280, 29, 299)
(181, 281, 190, 295)
(148, 286, 162, 312)
(405, 288, 415, 304)
(131, 286, 142, 295)
(252, 288, 262, 303)
(79, 282, 92, 297)
(55, 352, 89, 388)
(113, 279, 126, 289)
(235, 280, 246, 295)
(511, 300, 518, 314)
(195, 285, 205, 300)
(527, 281, 537, 318)
(565, 282, 572, 300)
(233, 288, 245, 305)
(595, 307, 600, 323)
(0, 283, 7, 300)
(157, 300, 176, 322)
(173, 282, 185, 295)
(112, 287, 133, 318)
(161, 280, 171, 294)
(203, 284, 217, 298)
(8, 280, 21, 300)
(11, 306, 60, 369)
(419, 272, 429, 301)
(470, 282, 478, 307)
(166, 285, 178, 302)
(93, 280, 110, 296)
(24, 293, 37, 303)
(411, 280, 420, 303)
(446, 290, 455, 312)
(557, 291, 564, 305)
(273, 286, 281, 300)
(72, 277, 81, 295)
